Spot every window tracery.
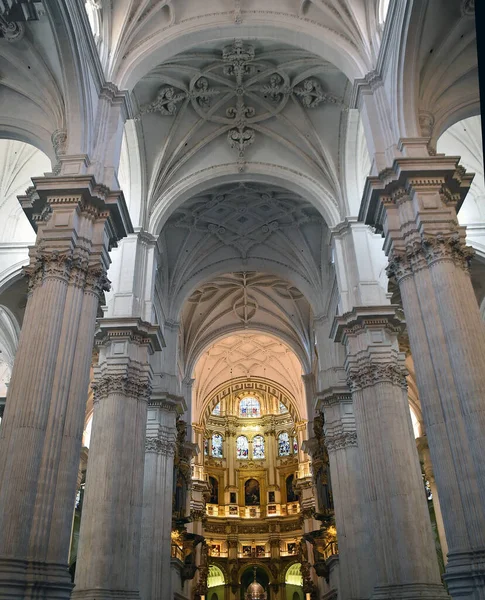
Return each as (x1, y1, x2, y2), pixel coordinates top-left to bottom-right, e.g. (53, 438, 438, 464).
(252, 435, 265, 459)
(278, 432, 290, 456)
(239, 396, 260, 418)
(236, 435, 249, 459)
(211, 433, 223, 458)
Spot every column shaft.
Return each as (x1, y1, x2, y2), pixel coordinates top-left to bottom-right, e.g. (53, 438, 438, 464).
(361, 161, 485, 597)
(72, 319, 161, 600)
(321, 393, 373, 600)
(0, 177, 127, 599)
(139, 398, 180, 600)
(333, 308, 447, 600)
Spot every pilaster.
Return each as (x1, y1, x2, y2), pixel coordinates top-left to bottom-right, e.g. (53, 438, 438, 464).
(333, 307, 447, 600)
(0, 176, 130, 599)
(72, 318, 161, 600)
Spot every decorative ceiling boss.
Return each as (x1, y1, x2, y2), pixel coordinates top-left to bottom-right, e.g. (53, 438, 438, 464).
(140, 39, 345, 161)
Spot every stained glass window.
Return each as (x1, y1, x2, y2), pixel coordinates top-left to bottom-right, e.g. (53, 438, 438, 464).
(293, 436, 298, 454)
(253, 435, 265, 459)
(239, 397, 261, 418)
(279, 401, 288, 414)
(204, 438, 209, 456)
(236, 435, 249, 459)
(212, 402, 221, 416)
(212, 433, 223, 458)
(278, 432, 290, 456)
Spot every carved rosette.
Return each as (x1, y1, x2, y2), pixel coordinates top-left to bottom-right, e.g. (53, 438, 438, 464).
(387, 233, 474, 284)
(325, 430, 358, 453)
(91, 373, 152, 403)
(347, 363, 407, 392)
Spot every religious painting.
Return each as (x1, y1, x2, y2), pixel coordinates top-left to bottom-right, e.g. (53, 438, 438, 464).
(256, 545, 265, 557)
(230, 492, 237, 504)
(268, 505, 276, 515)
(209, 476, 219, 504)
(286, 474, 297, 503)
(288, 542, 296, 554)
(268, 491, 275, 503)
(210, 544, 220, 556)
(245, 478, 260, 505)
(242, 545, 252, 557)
(229, 506, 238, 515)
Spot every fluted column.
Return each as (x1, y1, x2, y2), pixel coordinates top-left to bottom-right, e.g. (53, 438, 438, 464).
(416, 436, 449, 564)
(333, 307, 447, 600)
(72, 318, 161, 600)
(140, 396, 182, 600)
(361, 158, 485, 598)
(320, 392, 373, 600)
(0, 176, 129, 599)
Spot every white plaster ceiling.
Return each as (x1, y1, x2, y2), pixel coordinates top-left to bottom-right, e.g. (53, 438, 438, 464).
(157, 181, 331, 321)
(134, 38, 349, 220)
(181, 272, 314, 376)
(192, 331, 305, 421)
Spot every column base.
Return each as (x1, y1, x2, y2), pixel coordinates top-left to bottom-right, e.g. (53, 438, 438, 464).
(0, 557, 73, 599)
(371, 583, 449, 600)
(444, 549, 485, 600)
(71, 590, 141, 600)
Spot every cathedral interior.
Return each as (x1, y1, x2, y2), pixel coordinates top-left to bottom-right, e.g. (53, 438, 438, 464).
(0, 1, 483, 600)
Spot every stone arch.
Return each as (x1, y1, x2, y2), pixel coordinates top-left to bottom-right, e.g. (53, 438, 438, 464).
(117, 20, 368, 91)
(149, 163, 340, 236)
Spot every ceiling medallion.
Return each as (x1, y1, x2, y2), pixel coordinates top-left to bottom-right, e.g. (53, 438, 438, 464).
(140, 40, 344, 166)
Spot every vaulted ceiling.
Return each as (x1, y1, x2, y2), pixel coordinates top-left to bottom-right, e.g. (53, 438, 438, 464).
(191, 332, 305, 423)
(157, 181, 331, 321)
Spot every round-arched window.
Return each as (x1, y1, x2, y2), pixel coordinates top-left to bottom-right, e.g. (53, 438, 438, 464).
(239, 396, 260, 417)
(278, 431, 290, 456)
(253, 435, 265, 459)
(236, 435, 249, 459)
(211, 433, 223, 458)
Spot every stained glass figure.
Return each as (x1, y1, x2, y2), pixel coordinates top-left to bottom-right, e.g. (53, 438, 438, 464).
(278, 431, 290, 456)
(212, 402, 221, 416)
(239, 396, 261, 418)
(236, 435, 249, 459)
(204, 438, 209, 456)
(253, 435, 265, 459)
(211, 433, 223, 458)
(293, 436, 298, 454)
(279, 401, 288, 414)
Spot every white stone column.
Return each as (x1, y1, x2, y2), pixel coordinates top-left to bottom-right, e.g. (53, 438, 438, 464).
(0, 176, 129, 599)
(320, 391, 374, 600)
(361, 158, 485, 598)
(333, 307, 447, 600)
(140, 395, 183, 600)
(72, 318, 161, 600)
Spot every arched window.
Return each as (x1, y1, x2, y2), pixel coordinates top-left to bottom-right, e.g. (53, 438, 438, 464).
(239, 396, 261, 418)
(204, 438, 209, 456)
(236, 435, 249, 459)
(253, 435, 265, 459)
(279, 401, 288, 414)
(293, 436, 298, 454)
(211, 433, 223, 458)
(212, 402, 221, 416)
(278, 431, 290, 456)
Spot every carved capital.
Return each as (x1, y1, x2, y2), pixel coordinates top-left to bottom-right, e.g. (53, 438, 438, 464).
(347, 363, 407, 392)
(92, 373, 152, 402)
(388, 233, 474, 284)
(325, 430, 358, 453)
(145, 431, 176, 456)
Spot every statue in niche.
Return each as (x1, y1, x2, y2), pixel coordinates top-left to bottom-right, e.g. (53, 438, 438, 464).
(209, 476, 219, 504)
(244, 478, 260, 505)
